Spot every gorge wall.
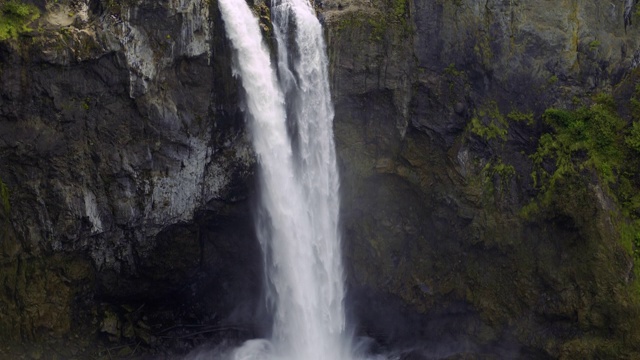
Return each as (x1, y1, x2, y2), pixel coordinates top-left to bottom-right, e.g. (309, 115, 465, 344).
(1, 0, 640, 358)
(323, 0, 640, 358)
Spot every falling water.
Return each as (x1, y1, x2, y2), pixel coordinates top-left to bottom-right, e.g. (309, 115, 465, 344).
(217, 0, 349, 358)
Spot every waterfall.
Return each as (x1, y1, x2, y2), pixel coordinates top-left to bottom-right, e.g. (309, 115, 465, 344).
(217, 0, 349, 358)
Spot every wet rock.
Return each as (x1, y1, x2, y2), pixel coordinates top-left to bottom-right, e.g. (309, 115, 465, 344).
(2, 0, 640, 358)
(100, 309, 120, 337)
(325, 0, 640, 357)
(0, 0, 258, 356)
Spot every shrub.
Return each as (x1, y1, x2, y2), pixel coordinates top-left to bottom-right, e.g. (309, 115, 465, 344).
(0, 178, 9, 215)
(0, 0, 40, 41)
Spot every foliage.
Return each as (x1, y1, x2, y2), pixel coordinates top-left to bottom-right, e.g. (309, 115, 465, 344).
(630, 84, 640, 121)
(391, 0, 407, 20)
(468, 102, 508, 141)
(444, 63, 462, 77)
(482, 158, 515, 197)
(625, 121, 640, 153)
(527, 91, 640, 263)
(0, 0, 39, 41)
(507, 110, 534, 126)
(0, 177, 9, 215)
(335, 0, 411, 39)
(531, 97, 625, 192)
(619, 220, 640, 259)
(473, 33, 493, 66)
(336, 12, 386, 42)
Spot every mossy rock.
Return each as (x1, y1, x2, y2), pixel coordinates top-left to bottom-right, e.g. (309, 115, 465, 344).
(0, 0, 40, 41)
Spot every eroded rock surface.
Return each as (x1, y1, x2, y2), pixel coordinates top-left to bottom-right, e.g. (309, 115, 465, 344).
(0, 0, 261, 356)
(2, 0, 640, 358)
(325, 0, 640, 357)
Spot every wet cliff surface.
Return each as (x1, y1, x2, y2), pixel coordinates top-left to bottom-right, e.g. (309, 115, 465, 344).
(324, 0, 640, 358)
(0, 0, 263, 356)
(1, 0, 640, 358)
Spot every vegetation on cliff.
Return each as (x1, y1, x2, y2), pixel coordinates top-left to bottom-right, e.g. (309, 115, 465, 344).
(525, 82, 640, 258)
(0, 177, 9, 215)
(0, 0, 39, 41)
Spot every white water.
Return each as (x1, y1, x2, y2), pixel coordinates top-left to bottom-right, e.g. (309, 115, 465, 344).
(217, 0, 349, 359)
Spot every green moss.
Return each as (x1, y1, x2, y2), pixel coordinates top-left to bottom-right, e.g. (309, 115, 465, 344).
(469, 117, 506, 141)
(531, 103, 625, 189)
(493, 160, 515, 179)
(482, 159, 515, 200)
(82, 98, 90, 111)
(444, 63, 462, 77)
(0, 177, 8, 215)
(560, 337, 629, 359)
(507, 110, 534, 126)
(252, 1, 272, 40)
(468, 102, 508, 141)
(335, 13, 366, 31)
(619, 220, 640, 260)
(0, 0, 40, 41)
(473, 33, 493, 66)
(367, 13, 387, 42)
(625, 121, 640, 153)
(467, 104, 535, 142)
(391, 0, 407, 20)
(388, 0, 412, 34)
(526, 93, 640, 266)
(630, 84, 640, 121)
(336, 0, 412, 39)
(519, 201, 538, 219)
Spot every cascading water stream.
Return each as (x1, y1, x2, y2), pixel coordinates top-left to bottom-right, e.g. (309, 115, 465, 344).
(217, 0, 350, 359)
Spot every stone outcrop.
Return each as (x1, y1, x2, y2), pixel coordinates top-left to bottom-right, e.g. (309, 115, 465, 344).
(324, 0, 640, 357)
(1, 0, 640, 358)
(0, 0, 262, 356)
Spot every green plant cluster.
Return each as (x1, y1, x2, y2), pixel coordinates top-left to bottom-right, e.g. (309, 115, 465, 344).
(532, 95, 624, 187)
(630, 84, 640, 121)
(482, 158, 515, 199)
(0, 177, 9, 215)
(528, 92, 640, 259)
(468, 102, 509, 141)
(0, 0, 39, 41)
(391, 0, 407, 21)
(468, 104, 534, 141)
(444, 63, 462, 77)
(335, 0, 411, 41)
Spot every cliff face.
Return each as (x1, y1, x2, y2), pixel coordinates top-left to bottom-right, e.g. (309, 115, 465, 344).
(0, 0, 263, 354)
(1, 0, 640, 358)
(324, 0, 640, 357)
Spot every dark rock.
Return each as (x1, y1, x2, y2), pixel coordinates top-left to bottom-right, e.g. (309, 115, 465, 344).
(2, 0, 640, 358)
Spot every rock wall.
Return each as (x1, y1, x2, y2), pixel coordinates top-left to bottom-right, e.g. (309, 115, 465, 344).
(2, 0, 640, 358)
(0, 0, 263, 355)
(324, 0, 640, 357)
